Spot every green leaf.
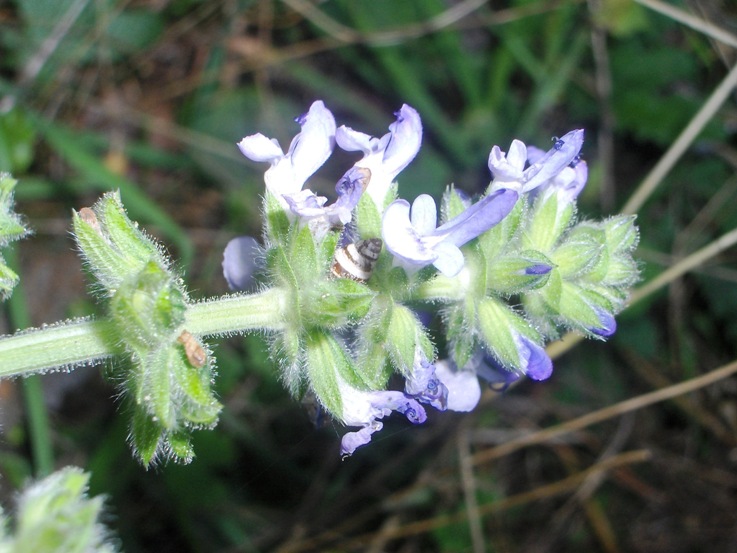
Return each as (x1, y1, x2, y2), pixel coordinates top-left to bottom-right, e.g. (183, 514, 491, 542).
(264, 192, 290, 243)
(7, 467, 117, 553)
(109, 260, 186, 350)
(354, 301, 394, 389)
(524, 192, 573, 253)
(99, 191, 163, 266)
(131, 408, 162, 466)
(289, 224, 318, 281)
(145, 347, 174, 430)
(386, 304, 420, 375)
(168, 432, 195, 464)
(601, 215, 639, 253)
(0, 110, 36, 173)
(305, 331, 353, 418)
(441, 185, 467, 221)
(355, 190, 383, 239)
(309, 278, 376, 327)
(552, 226, 605, 279)
(478, 196, 524, 261)
(477, 298, 539, 373)
(444, 303, 476, 370)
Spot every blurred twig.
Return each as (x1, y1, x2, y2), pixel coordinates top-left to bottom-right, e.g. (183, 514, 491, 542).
(622, 60, 737, 215)
(470, 358, 737, 467)
(281, 0, 488, 46)
(337, 450, 651, 551)
(634, 0, 737, 49)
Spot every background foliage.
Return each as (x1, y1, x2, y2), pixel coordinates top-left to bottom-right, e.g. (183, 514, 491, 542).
(2, 0, 737, 551)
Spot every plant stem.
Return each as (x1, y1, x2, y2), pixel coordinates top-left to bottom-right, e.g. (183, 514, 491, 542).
(0, 287, 288, 379)
(0, 318, 117, 379)
(6, 247, 55, 476)
(185, 287, 287, 335)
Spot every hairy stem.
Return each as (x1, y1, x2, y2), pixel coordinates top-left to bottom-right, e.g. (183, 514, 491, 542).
(0, 288, 288, 379)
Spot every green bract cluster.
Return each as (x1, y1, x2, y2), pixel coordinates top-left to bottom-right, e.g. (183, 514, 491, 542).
(437, 187, 639, 373)
(73, 192, 221, 465)
(0, 173, 31, 299)
(0, 467, 117, 553)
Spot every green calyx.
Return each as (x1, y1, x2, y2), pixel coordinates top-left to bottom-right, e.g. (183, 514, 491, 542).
(73, 191, 221, 466)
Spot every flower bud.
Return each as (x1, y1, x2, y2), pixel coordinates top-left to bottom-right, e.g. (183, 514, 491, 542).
(476, 297, 551, 379)
(486, 251, 554, 295)
(73, 192, 221, 465)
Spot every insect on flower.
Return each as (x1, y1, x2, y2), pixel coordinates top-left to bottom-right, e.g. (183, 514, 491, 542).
(331, 238, 382, 283)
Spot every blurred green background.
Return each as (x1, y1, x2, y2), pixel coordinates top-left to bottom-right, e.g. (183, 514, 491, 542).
(2, 0, 737, 551)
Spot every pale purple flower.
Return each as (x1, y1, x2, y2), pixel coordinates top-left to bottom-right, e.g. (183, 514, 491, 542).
(237, 100, 336, 208)
(434, 359, 481, 412)
(473, 353, 523, 391)
(336, 104, 422, 209)
(508, 334, 553, 381)
(222, 236, 261, 291)
(488, 129, 584, 194)
(587, 306, 617, 338)
(283, 167, 370, 238)
(382, 188, 519, 277)
(339, 379, 427, 457)
(404, 352, 448, 411)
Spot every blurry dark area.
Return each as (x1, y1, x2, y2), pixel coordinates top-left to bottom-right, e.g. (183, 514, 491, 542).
(2, 0, 737, 551)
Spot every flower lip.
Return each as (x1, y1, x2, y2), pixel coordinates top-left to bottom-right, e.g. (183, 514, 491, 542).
(522, 129, 584, 192)
(283, 166, 371, 231)
(488, 129, 584, 195)
(339, 389, 427, 457)
(338, 374, 427, 457)
(382, 188, 519, 277)
(404, 353, 449, 411)
(434, 359, 482, 412)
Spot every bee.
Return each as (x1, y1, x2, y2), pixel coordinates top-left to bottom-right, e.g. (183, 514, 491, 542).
(330, 238, 382, 283)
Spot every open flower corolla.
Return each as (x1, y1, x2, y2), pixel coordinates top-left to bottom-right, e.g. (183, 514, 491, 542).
(336, 104, 422, 209)
(382, 188, 519, 277)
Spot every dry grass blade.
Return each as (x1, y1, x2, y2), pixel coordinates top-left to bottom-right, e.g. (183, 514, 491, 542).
(470, 359, 737, 467)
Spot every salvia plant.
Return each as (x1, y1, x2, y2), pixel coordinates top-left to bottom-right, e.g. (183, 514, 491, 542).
(0, 101, 639, 466)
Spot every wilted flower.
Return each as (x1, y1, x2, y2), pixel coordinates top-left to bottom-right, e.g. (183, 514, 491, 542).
(404, 351, 448, 411)
(339, 378, 427, 457)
